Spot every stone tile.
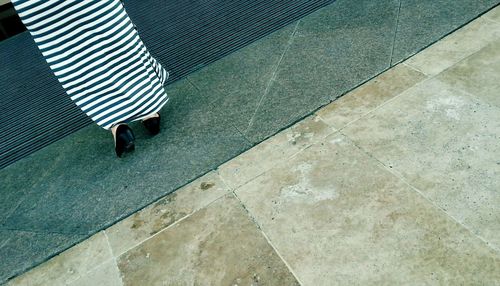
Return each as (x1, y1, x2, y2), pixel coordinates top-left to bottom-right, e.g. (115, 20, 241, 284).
(188, 24, 296, 99)
(106, 171, 230, 257)
(6, 232, 111, 286)
(405, 17, 500, 75)
(0, 150, 50, 225)
(293, 0, 399, 95)
(483, 5, 500, 22)
(342, 78, 500, 250)
(187, 24, 297, 135)
(316, 64, 427, 129)
(243, 0, 400, 142)
(437, 39, 500, 108)
(2, 79, 251, 235)
(69, 260, 122, 286)
(1, 230, 84, 284)
(0, 189, 26, 227)
(235, 133, 500, 285)
(219, 115, 335, 190)
(392, 0, 499, 64)
(117, 195, 299, 286)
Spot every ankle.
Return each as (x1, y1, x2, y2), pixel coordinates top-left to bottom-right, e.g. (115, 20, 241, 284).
(111, 123, 127, 137)
(142, 112, 159, 121)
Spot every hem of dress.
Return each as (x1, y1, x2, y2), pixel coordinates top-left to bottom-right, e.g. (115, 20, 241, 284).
(102, 96, 170, 130)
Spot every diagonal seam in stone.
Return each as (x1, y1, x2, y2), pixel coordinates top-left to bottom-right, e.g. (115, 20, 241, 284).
(0, 238, 11, 250)
(340, 131, 500, 255)
(389, 0, 403, 66)
(244, 20, 301, 134)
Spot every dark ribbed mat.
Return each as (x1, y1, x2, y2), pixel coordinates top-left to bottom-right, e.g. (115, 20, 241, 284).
(0, 0, 334, 169)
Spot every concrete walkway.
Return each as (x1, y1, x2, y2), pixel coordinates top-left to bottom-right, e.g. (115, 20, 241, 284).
(6, 6, 500, 285)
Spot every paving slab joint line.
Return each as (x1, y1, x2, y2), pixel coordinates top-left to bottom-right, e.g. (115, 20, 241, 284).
(339, 131, 500, 255)
(339, 31, 497, 124)
(235, 82, 345, 146)
(56, 238, 115, 286)
(218, 118, 337, 191)
(231, 191, 305, 286)
(483, 12, 500, 24)
(403, 40, 500, 108)
(62, 259, 115, 285)
(105, 190, 229, 259)
(434, 38, 500, 75)
(331, 70, 433, 132)
(482, 15, 500, 24)
(389, 2, 500, 67)
(109, 215, 190, 259)
(215, 171, 236, 192)
(401, 62, 431, 77)
(402, 22, 500, 79)
(0, 238, 11, 250)
(103, 230, 119, 263)
(389, 0, 403, 67)
(103, 231, 125, 286)
(437, 75, 500, 117)
(327, 53, 420, 102)
(244, 20, 301, 134)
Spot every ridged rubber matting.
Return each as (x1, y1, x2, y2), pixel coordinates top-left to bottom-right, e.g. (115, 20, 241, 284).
(0, 0, 334, 169)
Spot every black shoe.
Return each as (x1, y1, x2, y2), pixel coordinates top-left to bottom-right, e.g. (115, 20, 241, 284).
(114, 124, 135, 157)
(142, 113, 161, 135)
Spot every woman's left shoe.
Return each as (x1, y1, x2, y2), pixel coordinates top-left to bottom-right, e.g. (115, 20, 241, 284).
(113, 124, 135, 158)
(142, 113, 161, 135)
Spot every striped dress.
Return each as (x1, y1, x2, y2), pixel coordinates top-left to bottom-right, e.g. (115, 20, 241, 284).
(12, 0, 169, 130)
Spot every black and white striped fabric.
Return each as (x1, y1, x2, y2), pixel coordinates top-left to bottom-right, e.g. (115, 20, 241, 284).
(12, 0, 169, 130)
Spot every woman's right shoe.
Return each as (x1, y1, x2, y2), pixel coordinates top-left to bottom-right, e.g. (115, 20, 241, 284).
(142, 113, 161, 135)
(114, 124, 135, 157)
